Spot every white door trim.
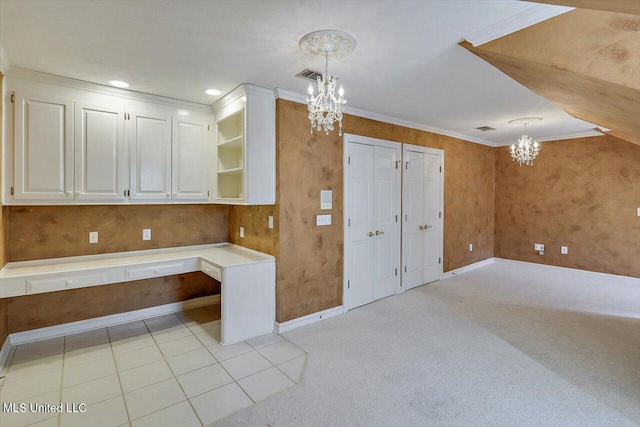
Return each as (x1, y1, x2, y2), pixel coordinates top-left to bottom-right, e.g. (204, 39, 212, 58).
(343, 133, 402, 312)
(402, 143, 445, 284)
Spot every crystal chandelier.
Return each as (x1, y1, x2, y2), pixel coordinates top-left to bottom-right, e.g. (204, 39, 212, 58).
(299, 30, 357, 136)
(508, 117, 542, 166)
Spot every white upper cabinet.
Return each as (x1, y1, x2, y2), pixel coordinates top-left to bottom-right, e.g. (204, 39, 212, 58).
(172, 117, 210, 201)
(74, 102, 127, 201)
(13, 92, 74, 200)
(128, 110, 172, 201)
(213, 84, 275, 205)
(3, 69, 214, 205)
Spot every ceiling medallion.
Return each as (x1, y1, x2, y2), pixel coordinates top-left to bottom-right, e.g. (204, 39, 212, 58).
(299, 30, 357, 136)
(508, 117, 542, 166)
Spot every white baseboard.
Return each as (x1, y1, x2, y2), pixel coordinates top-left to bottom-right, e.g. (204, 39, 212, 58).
(441, 257, 495, 280)
(493, 258, 640, 285)
(274, 305, 344, 334)
(9, 295, 220, 346)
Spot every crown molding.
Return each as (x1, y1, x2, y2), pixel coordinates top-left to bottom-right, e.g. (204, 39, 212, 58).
(273, 88, 496, 147)
(0, 43, 10, 75)
(493, 130, 604, 146)
(463, 4, 574, 47)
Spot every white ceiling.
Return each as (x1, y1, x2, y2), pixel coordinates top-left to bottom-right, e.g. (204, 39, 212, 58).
(0, 0, 601, 145)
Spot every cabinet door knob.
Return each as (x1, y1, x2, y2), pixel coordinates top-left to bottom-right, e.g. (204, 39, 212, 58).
(65, 280, 73, 287)
(76, 191, 81, 196)
(166, 192, 171, 197)
(154, 269, 160, 275)
(173, 192, 177, 196)
(66, 191, 73, 196)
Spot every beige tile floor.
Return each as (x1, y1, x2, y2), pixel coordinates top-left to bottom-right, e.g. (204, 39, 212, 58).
(0, 306, 307, 427)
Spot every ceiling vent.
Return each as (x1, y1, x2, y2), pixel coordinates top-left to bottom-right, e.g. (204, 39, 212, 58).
(475, 126, 496, 132)
(296, 68, 323, 81)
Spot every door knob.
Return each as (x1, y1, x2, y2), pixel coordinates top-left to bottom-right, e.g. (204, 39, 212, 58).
(375, 230, 384, 236)
(419, 225, 424, 230)
(368, 232, 374, 237)
(425, 225, 432, 230)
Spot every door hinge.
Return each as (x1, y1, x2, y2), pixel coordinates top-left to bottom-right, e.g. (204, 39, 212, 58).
(348, 156, 351, 165)
(395, 215, 398, 223)
(208, 190, 210, 197)
(208, 125, 210, 131)
(405, 161, 409, 169)
(439, 166, 442, 173)
(405, 214, 408, 221)
(11, 94, 15, 103)
(348, 218, 351, 227)
(395, 268, 398, 277)
(347, 280, 350, 289)
(439, 212, 442, 218)
(404, 266, 407, 273)
(439, 257, 441, 264)
(10, 187, 14, 196)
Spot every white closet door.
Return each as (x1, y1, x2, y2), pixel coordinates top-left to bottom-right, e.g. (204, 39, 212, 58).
(402, 144, 444, 290)
(13, 92, 74, 200)
(402, 150, 424, 290)
(422, 153, 443, 284)
(75, 103, 127, 201)
(345, 142, 375, 309)
(372, 145, 400, 300)
(128, 111, 172, 200)
(172, 117, 209, 200)
(345, 135, 401, 311)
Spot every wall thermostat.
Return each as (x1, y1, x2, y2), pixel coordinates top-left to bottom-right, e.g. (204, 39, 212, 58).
(321, 190, 332, 210)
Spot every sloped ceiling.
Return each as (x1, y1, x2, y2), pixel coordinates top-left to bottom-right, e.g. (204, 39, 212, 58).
(461, 4, 640, 145)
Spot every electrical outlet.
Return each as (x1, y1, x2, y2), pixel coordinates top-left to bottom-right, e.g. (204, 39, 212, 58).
(268, 216, 274, 229)
(89, 231, 98, 244)
(240, 226, 244, 238)
(142, 229, 151, 241)
(637, 207, 640, 217)
(469, 243, 473, 252)
(561, 246, 568, 255)
(316, 214, 332, 226)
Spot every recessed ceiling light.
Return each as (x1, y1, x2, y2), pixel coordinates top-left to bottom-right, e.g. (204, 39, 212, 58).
(109, 80, 129, 88)
(205, 89, 221, 96)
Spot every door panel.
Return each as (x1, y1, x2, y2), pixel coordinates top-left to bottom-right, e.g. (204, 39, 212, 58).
(373, 146, 398, 300)
(172, 118, 209, 200)
(75, 103, 126, 200)
(14, 92, 74, 200)
(423, 153, 442, 284)
(346, 142, 375, 309)
(402, 150, 424, 290)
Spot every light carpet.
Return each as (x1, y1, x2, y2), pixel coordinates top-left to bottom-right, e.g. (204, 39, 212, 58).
(216, 260, 640, 426)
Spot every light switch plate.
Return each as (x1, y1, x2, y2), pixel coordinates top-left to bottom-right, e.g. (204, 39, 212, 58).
(561, 246, 568, 255)
(534, 243, 544, 252)
(316, 214, 332, 226)
(268, 216, 274, 229)
(469, 243, 473, 252)
(89, 231, 98, 244)
(637, 207, 640, 217)
(142, 229, 151, 241)
(240, 226, 245, 238)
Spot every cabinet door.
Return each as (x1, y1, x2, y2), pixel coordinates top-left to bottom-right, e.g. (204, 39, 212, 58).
(128, 111, 172, 200)
(172, 117, 209, 200)
(75, 103, 127, 201)
(13, 92, 74, 200)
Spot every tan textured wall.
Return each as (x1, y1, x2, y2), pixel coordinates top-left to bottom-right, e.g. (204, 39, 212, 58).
(7, 273, 219, 333)
(6, 204, 228, 261)
(228, 205, 278, 257)
(495, 135, 640, 277)
(275, 100, 495, 322)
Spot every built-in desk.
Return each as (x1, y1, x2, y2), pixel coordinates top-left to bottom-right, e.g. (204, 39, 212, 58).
(0, 243, 276, 345)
